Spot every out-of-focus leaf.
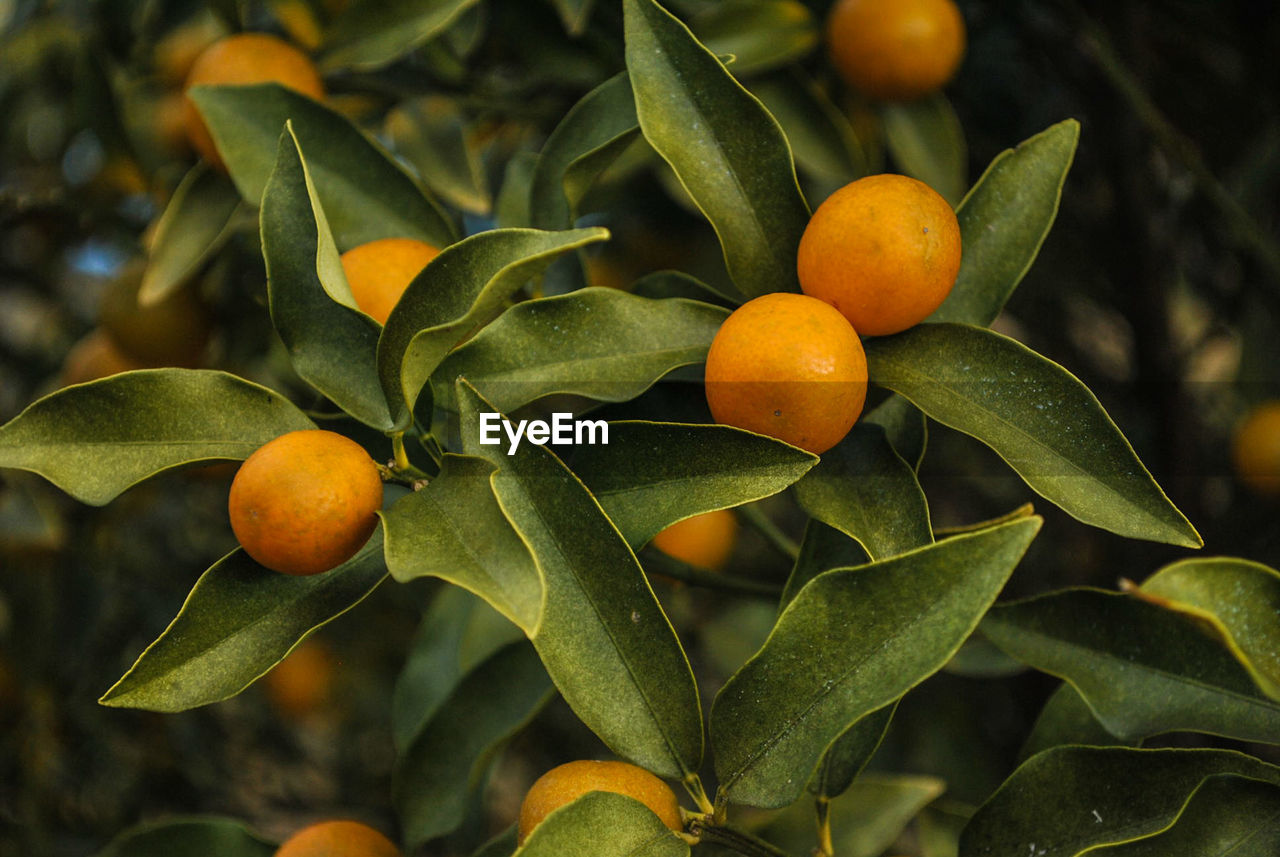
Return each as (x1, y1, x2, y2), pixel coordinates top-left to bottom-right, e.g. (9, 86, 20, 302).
(391, 585, 479, 751)
(95, 816, 275, 857)
(471, 826, 518, 857)
(929, 120, 1080, 327)
(943, 631, 1027, 678)
(515, 792, 689, 857)
(711, 517, 1041, 808)
(765, 774, 945, 857)
(625, 0, 809, 299)
(100, 531, 386, 712)
(749, 70, 864, 186)
(690, 0, 818, 76)
(546, 0, 596, 35)
(388, 96, 491, 215)
(1019, 683, 1135, 762)
(865, 323, 1202, 548)
(497, 152, 539, 228)
(139, 164, 243, 306)
(629, 270, 736, 304)
(880, 93, 967, 206)
(811, 703, 897, 800)
(321, 0, 483, 71)
(0, 370, 314, 506)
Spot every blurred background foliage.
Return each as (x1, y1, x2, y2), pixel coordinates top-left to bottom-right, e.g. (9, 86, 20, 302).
(1, 0, 1279, 854)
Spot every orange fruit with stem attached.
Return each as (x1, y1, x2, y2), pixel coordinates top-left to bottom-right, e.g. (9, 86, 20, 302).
(798, 173, 961, 337)
(1232, 401, 1280, 497)
(183, 33, 325, 169)
(229, 430, 383, 576)
(517, 760, 683, 844)
(274, 820, 400, 857)
(827, 0, 966, 101)
(339, 238, 440, 325)
(705, 293, 867, 455)
(651, 510, 738, 571)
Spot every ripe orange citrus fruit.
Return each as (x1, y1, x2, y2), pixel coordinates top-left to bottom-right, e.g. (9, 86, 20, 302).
(98, 262, 212, 368)
(229, 430, 383, 576)
(1231, 401, 1280, 497)
(183, 33, 325, 169)
(264, 638, 335, 718)
(338, 238, 440, 325)
(274, 820, 400, 857)
(798, 173, 961, 337)
(705, 293, 867, 455)
(827, 0, 966, 101)
(518, 760, 683, 844)
(651, 510, 738, 571)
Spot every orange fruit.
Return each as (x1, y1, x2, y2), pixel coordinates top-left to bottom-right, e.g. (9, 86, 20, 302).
(229, 430, 383, 576)
(154, 16, 225, 86)
(651, 510, 738, 570)
(98, 261, 212, 367)
(1232, 401, 1280, 497)
(705, 293, 867, 455)
(827, 0, 966, 101)
(797, 174, 961, 337)
(264, 638, 335, 718)
(183, 33, 325, 169)
(274, 820, 400, 857)
(338, 238, 440, 325)
(60, 329, 147, 386)
(517, 760, 683, 844)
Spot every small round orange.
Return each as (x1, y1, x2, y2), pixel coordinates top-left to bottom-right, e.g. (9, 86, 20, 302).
(183, 33, 325, 169)
(518, 760, 683, 844)
(339, 238, 440, 325)
(1231, 401, 1280, 497)
(264, 638, 335, 718)
(274, 820, 400, 857)
(705, 293, 867, 455)
(651, 510, 738, 571)
(827, 0, 966, 101)
(229, 430, 383, 576)
(98, 262, 212, 367)
(798, 174, 961, 337)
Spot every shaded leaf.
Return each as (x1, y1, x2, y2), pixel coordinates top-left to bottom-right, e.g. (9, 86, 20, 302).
(1019, 683, 1135, 762)
(472, 826, 518, 857)
(630, 270, 736, 304)
(0, 369, 314, 506)
(765, 775, 945, 857)
(865, 323, 1201, 548)
(880, 94, 967, 206)
(388, 96, 491, 215)
(321, 0, 483, 71)
(95, 816, 275, 857)
(546, 0, 596, 36)
(691, 0, 818, 76)
(864, 394, 926, 471)
(497, 152, 539, 229)
(139, 164, 243, 306)
(516, 792, 689, 857)
(811, 702, 897, 800)
(391, 585, 480, 751)
(779, 519, 867, 610)
(749, 70, 864, 186)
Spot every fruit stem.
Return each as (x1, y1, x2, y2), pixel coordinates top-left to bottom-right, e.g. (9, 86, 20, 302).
(644, 550, 783, 598)
(392, 432, 411, 471)
(689, 819, 798, 857)
(683, 773, 716, 816)
(738, 505, 800, 561)
(815, 796, 834, 857)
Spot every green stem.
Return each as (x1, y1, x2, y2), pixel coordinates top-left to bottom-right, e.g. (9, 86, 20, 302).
(815, 796, 834, 857)
(683, 773, 716, 816)
(690, 820, 798, 857)
(738, 505, 800, 561)
(644, 550, 782, 598)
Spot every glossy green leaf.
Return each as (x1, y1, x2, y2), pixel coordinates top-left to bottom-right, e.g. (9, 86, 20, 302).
(530, 72, 640, 231)
(865, 323, 1201, 548)
(929, 119, 1080, 326)
(516, 792, 690, 857)
(100, 531, 386, 712)
(749, 70, 864, 185)
(811, 702, 897, 800)
(779, 519, 867, 609)
(388, 96, 491, 215)
(711, 517, 1041, 808)
(0, 369, 314, 506)
(563, 421, 817, 547)
(880, 93, 967, 206)
(260, 125, 392, 429)
(1019, 683, 1135, 762)
(189, 83, 456, 249)
(1139, 557, 1280, 699)
(432, 288, 728, 412)
(95, 816, 275, 857)
(793, 422, 932, 560)
(377, 227, 609, 429)
(981, 588, 1280, 743)
(546, 0, 596, 35)
(139, 164, 243, 306)
(624, 0, 809, 299)
(391, 585, 479, 751)
(767, 775, 944, 857)
(395, 642, 555, 847)
(459, 383, 702, 779)
(381, 455, 542, 630)
(959, 746, 1280, 857)
(690, 0, 818, 76)
(321, 0, 483, 71)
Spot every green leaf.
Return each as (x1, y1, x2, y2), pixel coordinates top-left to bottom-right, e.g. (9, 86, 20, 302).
(624, 0, 809, 299)
(381, 455, 542, 631)
(377, 227, 609, 429)
(690, 0, 818, 77)
(95, 816, 275, 857)
(497, 152, 539, 228)
(459, 382, 703, 779)
(1091, 774, 1280, 857)
(260, 124, 392, 429)
(530, 72, 641, 231)
(1019, 683, 1135, 762)
(388, 96, 491, 215)
(959, 746, 1280, 857)
(980, 588, 1280, 744)
(546, 0, 596, 36)
(0, 369, 314, 506)
(320, 0, 483, 71)
(929, 119, 1080, 326)
(630, 270, 736, 304)
(563, 421, 817, 547)
(139, 164, 243, 306)
(472, 826, 519, 857)
(880, 94, 967, 206)
(395, 642, 555, 847)
(864, 394, 927, 471)
(711, 517, 1041, 808)
(811, 702, 897, 800)
(864, 323, 1201, 548)
(779, 519, 867, 610)
(189, 83, 456, 249)
(391, 585, 478, 751)
(792, 422, 932, 560)
(100, 530, 386, 712)
(766, 775, 945, 857)
(1138, 557, 1280, 700)
(516, 792, 689, 857)
(432, 288, 728, 413)
(749, 70, 865, 186)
